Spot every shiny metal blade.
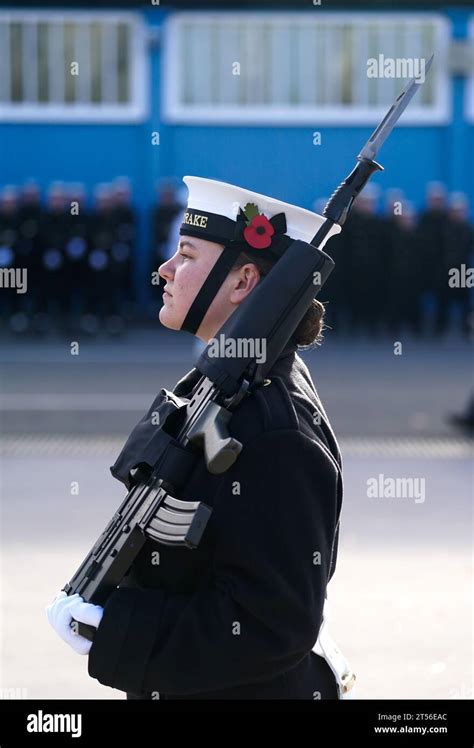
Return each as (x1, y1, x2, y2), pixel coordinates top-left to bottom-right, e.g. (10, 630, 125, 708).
(358, 54, 434, 161)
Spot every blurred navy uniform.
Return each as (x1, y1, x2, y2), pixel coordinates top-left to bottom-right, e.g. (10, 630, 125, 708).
(39, 183, 70, 330)
(442, 193, 473, 337)
(343, 186, 387, 336)
(385, 204, 423, 335)
(64, 183, 90, 332)
(0, 186, 19, 327)
(417, 182, 448, 333)
(85, 184, 114, 331)
(109, 177, 136, 329)
(15, 181, 43, 326)
(87, 176, 354, 700)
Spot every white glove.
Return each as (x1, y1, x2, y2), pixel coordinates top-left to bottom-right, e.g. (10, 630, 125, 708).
(45, 591, 104, 655)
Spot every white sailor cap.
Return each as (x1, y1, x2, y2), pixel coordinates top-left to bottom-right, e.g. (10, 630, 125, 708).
(179, 176, 340, 257)
(176, 175, 340, 335)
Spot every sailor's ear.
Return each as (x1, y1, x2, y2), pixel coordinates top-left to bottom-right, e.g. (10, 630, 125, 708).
(235, 262, 261, 287)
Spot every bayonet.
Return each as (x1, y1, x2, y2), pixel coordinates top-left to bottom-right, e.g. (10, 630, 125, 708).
(359, 55, 434, 162)
(316, 54, 434, 232)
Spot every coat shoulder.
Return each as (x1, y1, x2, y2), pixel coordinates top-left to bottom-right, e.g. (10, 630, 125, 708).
(229, 375, 298, 444)
(229, 355, 341, 474)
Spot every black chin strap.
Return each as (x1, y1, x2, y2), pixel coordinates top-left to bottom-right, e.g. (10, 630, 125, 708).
(180, 242, 242, 335)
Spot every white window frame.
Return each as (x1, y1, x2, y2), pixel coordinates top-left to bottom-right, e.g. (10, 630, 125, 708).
(163, 11, 451, 126)
(0, 10, 149, 122)
(465, 16, 474, 123)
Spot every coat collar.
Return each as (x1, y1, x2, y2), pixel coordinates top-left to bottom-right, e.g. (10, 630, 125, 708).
(173, 335, 298, 398)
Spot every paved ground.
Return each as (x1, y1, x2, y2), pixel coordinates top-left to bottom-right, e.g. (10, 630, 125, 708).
(0, 328, 472, 700)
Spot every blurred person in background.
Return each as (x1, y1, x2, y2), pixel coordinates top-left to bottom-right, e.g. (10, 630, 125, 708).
(35, 182, 70, 334)
(108, 176, 136, 334)
(82, 183, 115, 335)
(384, 201, 423, 336)
(64, 182, 90, 335)
(417, 181, 448, 335)
(0, 186, 20, 333)
(14, 180, 43, 332)
(384, 187, 405, 221)
(442, 192, 473, 338)
(342, 183, 388, 337)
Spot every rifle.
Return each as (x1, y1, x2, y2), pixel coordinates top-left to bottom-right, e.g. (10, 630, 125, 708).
(62, 60, 433, 641)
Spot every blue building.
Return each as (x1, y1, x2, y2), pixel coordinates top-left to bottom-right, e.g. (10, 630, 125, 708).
(0, 6, 473, 309)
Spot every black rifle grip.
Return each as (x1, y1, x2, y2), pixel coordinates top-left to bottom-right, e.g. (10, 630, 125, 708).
(70, 618, 96, 642)
(61, 582, 97, 641)
(323, 159, 383, 226)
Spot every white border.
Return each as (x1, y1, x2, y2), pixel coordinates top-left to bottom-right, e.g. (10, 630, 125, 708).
(0, 10, 149, 123)
(162, 11, 451, 126)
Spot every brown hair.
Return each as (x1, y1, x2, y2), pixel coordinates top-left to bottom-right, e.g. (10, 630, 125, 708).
(231, 250, 327, 347)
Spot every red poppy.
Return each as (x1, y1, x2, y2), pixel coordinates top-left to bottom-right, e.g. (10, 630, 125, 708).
(243, 214, 275, 249)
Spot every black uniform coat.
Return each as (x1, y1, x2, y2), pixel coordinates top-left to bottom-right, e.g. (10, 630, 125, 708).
(88, 338, 344, 699)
